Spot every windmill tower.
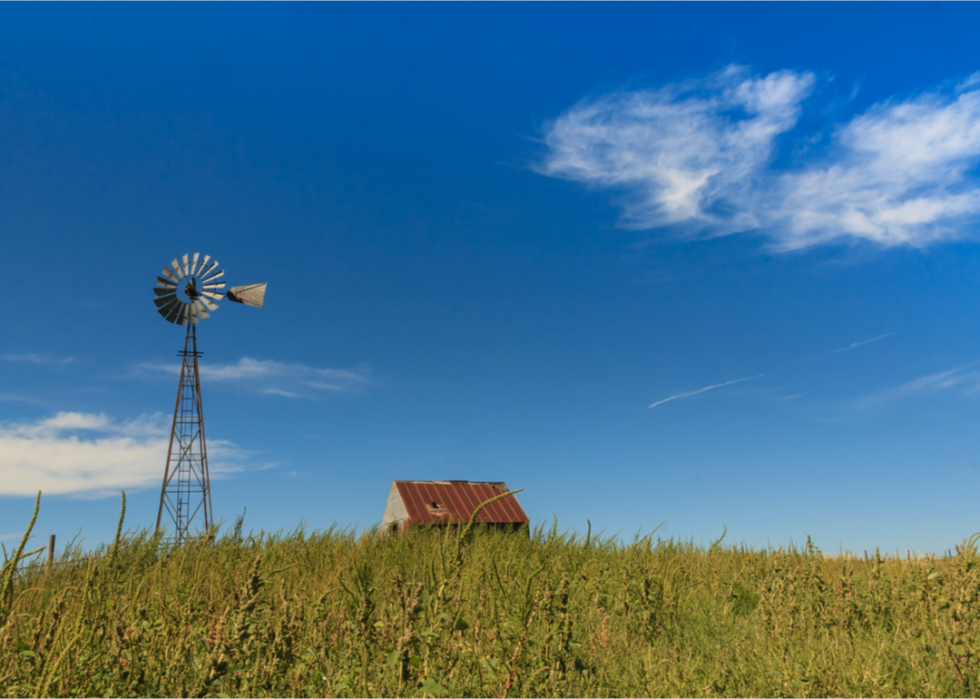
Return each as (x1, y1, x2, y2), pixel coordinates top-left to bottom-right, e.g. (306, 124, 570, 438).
(152, 253, 266, 543)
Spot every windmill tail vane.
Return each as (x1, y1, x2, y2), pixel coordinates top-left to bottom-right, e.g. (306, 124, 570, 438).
(152, 253, 266, 543)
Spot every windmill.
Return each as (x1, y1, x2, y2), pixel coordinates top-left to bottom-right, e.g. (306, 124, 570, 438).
(153, 253, 266, 543)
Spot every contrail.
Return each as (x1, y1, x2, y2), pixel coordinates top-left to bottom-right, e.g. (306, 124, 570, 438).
(648, 375, 763, 409)
(831, 333, 893, 354)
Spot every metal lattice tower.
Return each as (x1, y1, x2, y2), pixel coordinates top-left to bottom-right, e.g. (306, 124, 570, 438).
(156, 322, 213, 542)
(152, 253, 267, 543)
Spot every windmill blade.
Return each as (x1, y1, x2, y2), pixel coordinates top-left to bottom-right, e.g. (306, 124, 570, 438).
(161, 267, 180, 284)
(195, 254, 211, 277)
(164, 302, 185, 324)
(199, 260, 220, 280)
(202, 290, 225, 301)
(226, 283, 267, 308)
(156, 276, 177, 289)
(156, 297, 181, 317)
(201, 269, 225, 284)
(193, 300, 210, 319)
(154, 287, 177, 298)
(154, 294, 178, 308)
(159, 304, 181, 322)
(181, 254, 191, 277)
(199, 296, 219, 311)
(171, 258, 184, 279)
(202, 281, 226, 290)
(189, 253, 201, 276)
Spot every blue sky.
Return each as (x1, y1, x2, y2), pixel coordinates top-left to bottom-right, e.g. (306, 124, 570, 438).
(3, 3, 980, 555)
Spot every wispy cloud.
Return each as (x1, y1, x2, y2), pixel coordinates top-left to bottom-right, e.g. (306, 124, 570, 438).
(831, 333, 894, 354)
(263, 388, 302, 399)
(538, 67, 980, 250)
(136, 357, 371, 399)
(0, 393, 44, 405)
(649, 374, 763, 409)
(858, 365, 980, 408)
(0, 412, 252, 497)
(538, 66, 814, 236)
(0, 354, 73, 365)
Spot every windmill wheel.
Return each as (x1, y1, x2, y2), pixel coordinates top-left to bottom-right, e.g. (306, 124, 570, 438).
(152, 253, 226, 325)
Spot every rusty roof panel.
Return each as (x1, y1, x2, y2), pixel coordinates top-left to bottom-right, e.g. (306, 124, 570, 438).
(393, 480, 529, 526)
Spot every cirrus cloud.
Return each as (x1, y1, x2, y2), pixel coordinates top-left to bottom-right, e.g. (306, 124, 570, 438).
(857, 365, 980, 409)
(538, 66, 980, 250)
(136, 357, 371, 399)
(0, 353, 74, 365)
(649, 374, 763, 409)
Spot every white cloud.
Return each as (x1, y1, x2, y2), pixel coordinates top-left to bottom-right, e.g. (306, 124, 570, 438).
(263, 388, 302, 399)
(538, 66, 814, 235)
(775, 85, 980, 249)
(0, 354, 73, 365)
(538, 67, 980, 250)
(649, 375, 762, 409)
(858, 365, 980, 408)
(136, 357, 371, 399)
(0, 393, 43, 404)
(0, 412, 250, 497)
(831, 333, 894, 354)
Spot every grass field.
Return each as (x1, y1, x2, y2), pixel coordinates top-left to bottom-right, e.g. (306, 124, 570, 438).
(3, 492, 980, 698)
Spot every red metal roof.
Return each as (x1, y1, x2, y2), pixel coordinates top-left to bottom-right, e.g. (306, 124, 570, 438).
(394, 480, 529, 526)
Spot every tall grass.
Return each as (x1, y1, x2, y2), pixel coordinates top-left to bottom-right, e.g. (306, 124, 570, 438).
(2, 493, 980, 697)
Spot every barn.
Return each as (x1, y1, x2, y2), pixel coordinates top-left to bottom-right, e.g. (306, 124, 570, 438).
(381, 480, 529, 533)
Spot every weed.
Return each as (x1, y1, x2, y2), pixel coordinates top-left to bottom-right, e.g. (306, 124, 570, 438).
(1, 494, 978, 697)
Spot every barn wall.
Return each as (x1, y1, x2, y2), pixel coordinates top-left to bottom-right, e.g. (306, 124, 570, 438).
(380, 481, 409, 533)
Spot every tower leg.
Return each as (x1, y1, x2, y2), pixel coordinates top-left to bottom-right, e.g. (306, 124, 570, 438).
(156, 322, 212, 543)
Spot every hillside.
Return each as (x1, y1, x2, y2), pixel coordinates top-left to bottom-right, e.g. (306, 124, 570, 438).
(2, 495, 979, 698)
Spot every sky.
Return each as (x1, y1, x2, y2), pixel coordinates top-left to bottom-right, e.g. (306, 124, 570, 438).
(3, 3, 980, 556)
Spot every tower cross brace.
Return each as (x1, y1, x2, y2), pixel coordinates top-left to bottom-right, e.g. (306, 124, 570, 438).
(156, 322, 213, 543)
